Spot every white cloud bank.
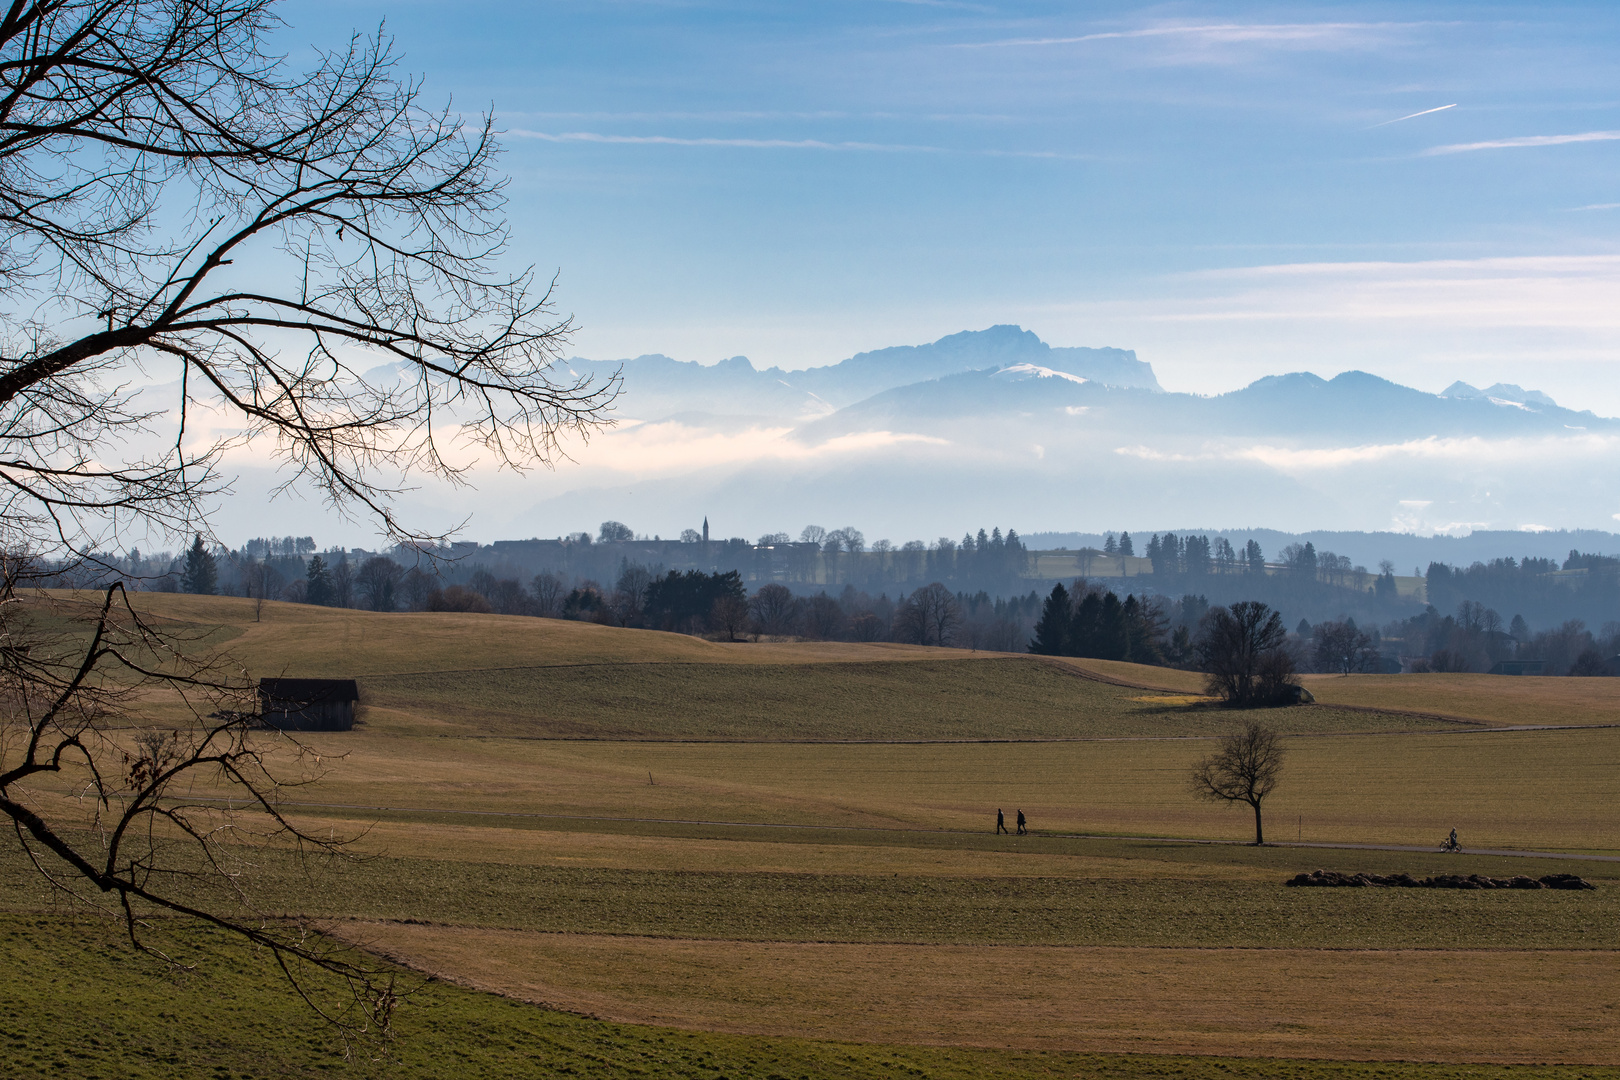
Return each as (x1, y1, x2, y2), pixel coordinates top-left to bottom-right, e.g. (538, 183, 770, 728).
(1115, 431, 1620, 472)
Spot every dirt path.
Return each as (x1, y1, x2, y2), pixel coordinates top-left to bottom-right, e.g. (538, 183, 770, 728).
(259, 797, 1620, 862)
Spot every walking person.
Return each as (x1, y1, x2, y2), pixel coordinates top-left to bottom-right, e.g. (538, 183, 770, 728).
(996, 808, 1008, 835)
(1016, 809, 1027, 836)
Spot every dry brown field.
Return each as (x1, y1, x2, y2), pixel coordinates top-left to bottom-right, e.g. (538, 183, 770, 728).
(1062, 658, 1620, 728)
(13, 594, 1620, 1074)
(48, 589, 1620, 735)
(350, 925, 1620, 1065)
(276, 726, 1620, 851)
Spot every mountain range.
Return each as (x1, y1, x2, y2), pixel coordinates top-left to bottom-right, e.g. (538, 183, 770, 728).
(215, 326, 1620, 547)
(563, 325, 1608, 445)
(561, 326, 1161, 422)
(501, 325, 1619, 544)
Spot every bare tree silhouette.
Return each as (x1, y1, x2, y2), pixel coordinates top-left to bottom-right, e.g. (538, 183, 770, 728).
(1190, 721, 1286, 845)
(0, 0, 621, 1041)
(0, 571, 403, 1041)
(0, 0, 617, 557)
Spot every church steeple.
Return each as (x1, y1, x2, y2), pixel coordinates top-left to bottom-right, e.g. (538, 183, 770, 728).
(702, 517, 709, 543)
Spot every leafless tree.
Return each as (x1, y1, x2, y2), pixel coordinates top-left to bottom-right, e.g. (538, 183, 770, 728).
(241, 557, 284, 621)
(0, 0, 617, 559)
(803, 593, 846, 641)
(1311, 618, 1378, 675)
(709, 595, 748, 642)
(1196, 601, 1298, 706)
(0, 0, 622, 1042)
(0, 574, 403, 1039)
(821, 537, 841, 585)
(869, 538, 892, 582)
(483, 577, 523, 616)
(848, 611, 883, 642)
(608, 563, 649, 626)
(355, 555, 402, 611)
(748, 583, 797, 637)
(400, 566, 435, 611)
(895, 582, 960, 647)
(530, 571, 563, 618)
(329, 557, 354, 608)
(1190, 721, 1286, 844)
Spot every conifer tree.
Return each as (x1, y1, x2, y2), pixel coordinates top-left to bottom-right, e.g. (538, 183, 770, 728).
(1029, 582, 1071, 655)
(306, 555, 334, 606)
(1071, 591, 1103, 657)
(181, 535, 217, 595)
(1098, 592, 1129, 659)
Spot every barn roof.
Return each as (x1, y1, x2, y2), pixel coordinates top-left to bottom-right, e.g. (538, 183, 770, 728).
(258, 678, 359, 703)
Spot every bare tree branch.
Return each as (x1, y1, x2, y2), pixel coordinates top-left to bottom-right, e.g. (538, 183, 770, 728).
(0, 568, 411, 1043)
(0, 0, 618, 555)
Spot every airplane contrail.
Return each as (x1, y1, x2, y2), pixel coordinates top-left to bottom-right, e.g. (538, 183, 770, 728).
(1373, 103, 1457, 127)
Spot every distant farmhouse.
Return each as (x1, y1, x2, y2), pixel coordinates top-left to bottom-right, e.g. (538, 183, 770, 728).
(258, 678, 359, 731)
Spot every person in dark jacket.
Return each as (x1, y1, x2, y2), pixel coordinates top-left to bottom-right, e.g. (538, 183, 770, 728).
(1016, 809, 1027, 836)
(996, 808, 1008, 835)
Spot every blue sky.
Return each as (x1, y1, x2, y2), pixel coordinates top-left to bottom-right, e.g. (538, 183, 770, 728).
(276, 1, 1620, 409)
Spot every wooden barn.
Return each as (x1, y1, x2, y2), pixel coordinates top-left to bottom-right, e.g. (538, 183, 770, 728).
(257, 678, 360, 731)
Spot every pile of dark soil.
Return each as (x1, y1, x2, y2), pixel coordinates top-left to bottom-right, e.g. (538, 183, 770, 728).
(1285, 869, 1596, 890)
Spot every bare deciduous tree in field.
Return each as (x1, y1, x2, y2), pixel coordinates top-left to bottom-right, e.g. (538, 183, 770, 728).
(1190, 721, 1286, 845)
(0, 0, 618, 1041)
(748, 583, 797, 637)
(896, 581, 960, 647)
(1196, 601, 1298, 706)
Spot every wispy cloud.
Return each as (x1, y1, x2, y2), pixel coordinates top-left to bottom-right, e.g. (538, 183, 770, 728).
(511, 130, 943, 152)
(1150, 255, 1620, 332)
(955, 21, 1410, 49)
(1371, 103, 1456, 127)
(1425, 130, 1620, 155)
(878, 0, 995, 9)
(509, 129, 1087, 160)
(1028, 253, 1620, 414)
(1570, 202, 1620, 211)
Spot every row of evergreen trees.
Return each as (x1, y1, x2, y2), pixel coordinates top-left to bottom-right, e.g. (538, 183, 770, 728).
(1099, 531, 1269, 576)
(1027, 581, 1170, 664)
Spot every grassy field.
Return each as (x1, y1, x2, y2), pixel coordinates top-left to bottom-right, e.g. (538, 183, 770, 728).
(8, 595, 1620, 1074)
(1299, 672, 1620, 727)
(8, 916, 1612, 1080)
(11, 828, 1613, 951)
(359, 659, 1450, 740)
(49, 590, 1618, 731)
(235, 726, 1620, 850)
(40, 591, 967, 674)
(1062, 659, 1620, 728)
(351, 928, 1619, 1064)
